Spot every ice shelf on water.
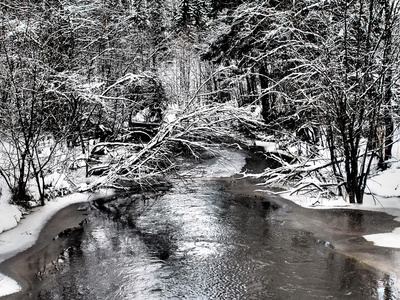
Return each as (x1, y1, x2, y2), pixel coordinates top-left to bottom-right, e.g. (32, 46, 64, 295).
(179, 148, 247, 178)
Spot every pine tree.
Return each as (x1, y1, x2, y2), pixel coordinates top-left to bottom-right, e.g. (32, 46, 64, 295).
(174, 0, 211, 31)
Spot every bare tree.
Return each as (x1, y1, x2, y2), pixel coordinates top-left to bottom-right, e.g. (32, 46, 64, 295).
(0, 29, 66, 205)
(202, 0, 400, 204)
(85, 74, 264, 191)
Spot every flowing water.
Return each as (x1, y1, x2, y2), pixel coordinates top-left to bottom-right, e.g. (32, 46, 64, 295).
(3, 151, 399, 299)
(34, 178, 398, 300)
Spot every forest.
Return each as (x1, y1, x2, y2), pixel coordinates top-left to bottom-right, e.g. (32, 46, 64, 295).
(0, 0, 399, 207)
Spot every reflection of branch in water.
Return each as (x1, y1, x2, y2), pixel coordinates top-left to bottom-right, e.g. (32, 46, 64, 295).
(348, 211, 364, 231)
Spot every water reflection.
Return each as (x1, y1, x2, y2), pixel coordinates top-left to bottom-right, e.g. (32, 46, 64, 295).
(378, 274, 397, 300)
(37, 181, 398, 299)
(348, 211, 365, 232)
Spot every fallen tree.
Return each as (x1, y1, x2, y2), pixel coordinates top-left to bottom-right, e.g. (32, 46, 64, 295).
(244, 131, 394, 204)
(82, 94, 265, 191)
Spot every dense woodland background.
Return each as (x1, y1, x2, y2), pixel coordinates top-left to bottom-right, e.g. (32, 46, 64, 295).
(0, 0, 399, 206)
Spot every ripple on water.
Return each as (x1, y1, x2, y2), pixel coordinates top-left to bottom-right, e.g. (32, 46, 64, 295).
(36, 180, 398, 300)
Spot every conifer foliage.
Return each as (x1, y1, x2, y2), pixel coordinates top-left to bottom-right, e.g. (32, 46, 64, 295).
(174, 0, 211, 31)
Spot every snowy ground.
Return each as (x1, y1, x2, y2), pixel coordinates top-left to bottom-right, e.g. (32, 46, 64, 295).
(0, 186, 22, 236)
(259, 161, 400, 249)
(0, 148, 244, 297)
(0, 189, 114, 297)
(0, 145, 399, 296)
(253, 139, 400, 249)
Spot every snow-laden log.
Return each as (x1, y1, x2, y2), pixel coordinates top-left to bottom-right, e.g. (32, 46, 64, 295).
(90, 142, 144, 156)
(242, 139, 348, 199)
(249, 138, 382, 202)
(85, 101, 265, 191)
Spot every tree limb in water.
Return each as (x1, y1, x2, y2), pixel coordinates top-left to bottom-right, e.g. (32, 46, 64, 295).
(87, 102, 263, 191)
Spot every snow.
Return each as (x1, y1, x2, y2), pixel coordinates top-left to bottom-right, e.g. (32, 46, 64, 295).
(392, 127, 400, 160)
(202, 149, 247, 177)
(0, 275, 21, 296)
(0, 143, 399, 296)
(164, 103, 180, 124)
(364, 227, 400, 248)
(0, 183, 24, 295)
(45, 172, 71, 190)
(0, 138, 114, 297)
(255, 139, 400, 250)
(254, 140, 277, 152)
(367, 165, 400, 197)
(272, 161, 400, 250)
(179, 149, 247, 178)
(0, 186, 22, 235)
(362, 162, 400, 248)
(0, 190, 114, 297)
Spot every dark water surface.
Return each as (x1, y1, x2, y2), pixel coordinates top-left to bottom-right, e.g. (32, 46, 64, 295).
(33, 179, 398, 300)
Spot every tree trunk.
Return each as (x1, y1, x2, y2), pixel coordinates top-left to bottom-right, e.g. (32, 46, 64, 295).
(17, 151, 28, 203)
(259, 64, 273, 123)
(382, 0, 394, 164)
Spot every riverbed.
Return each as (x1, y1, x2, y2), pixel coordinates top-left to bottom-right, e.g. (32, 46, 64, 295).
(1, 151, 399, 299)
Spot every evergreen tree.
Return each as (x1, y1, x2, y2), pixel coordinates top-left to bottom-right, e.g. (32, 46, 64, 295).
(174, 0, 211, 31)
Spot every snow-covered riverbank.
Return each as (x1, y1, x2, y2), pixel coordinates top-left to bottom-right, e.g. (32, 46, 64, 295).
(253, 140, 400, 249)
(0, 149, 246, 297)
(1, 147, 400, 297)
(0, 190, 114, 297)
(272, 162, 400, 249)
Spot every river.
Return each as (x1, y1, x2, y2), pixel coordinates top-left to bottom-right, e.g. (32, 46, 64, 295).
(1, 150, 399, 299)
